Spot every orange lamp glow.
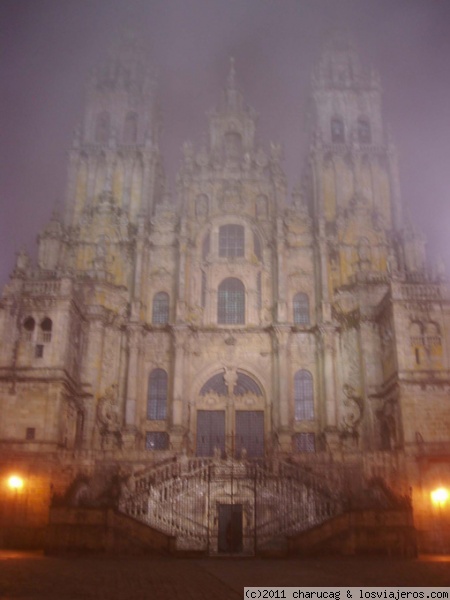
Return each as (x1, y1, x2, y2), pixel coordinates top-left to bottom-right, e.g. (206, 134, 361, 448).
(431, 487, 449, 506)
(7, 475, 24, 490)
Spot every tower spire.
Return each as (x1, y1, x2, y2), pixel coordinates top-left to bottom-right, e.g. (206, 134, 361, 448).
(227, 56, 236, 90)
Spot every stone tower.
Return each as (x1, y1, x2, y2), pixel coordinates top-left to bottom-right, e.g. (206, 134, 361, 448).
(0, 30, 449, 554)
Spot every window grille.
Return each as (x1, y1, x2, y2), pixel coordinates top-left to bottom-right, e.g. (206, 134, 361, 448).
(294, 370, 314, 421)
(293, 432, 316, 453)
(152, 292, 169, 325)
(39, 317, 53, 342)
(217, 278, 245, 324)
(293, 293, 310, 325)
(196, 410, 225, 457)
(235, 411, 264, 458)
(147, 369, 168, 420)
(145, 432, 169, 450)
(219, 225, 244, 258)
(199, 370, 262, 397)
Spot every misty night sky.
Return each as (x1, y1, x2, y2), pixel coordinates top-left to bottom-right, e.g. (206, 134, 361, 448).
(1, 0, 450, 288)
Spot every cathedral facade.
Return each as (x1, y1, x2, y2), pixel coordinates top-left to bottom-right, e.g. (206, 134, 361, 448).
(1, 31, 450, 554)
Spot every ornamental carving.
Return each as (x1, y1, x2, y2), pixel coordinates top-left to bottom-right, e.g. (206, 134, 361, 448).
(96, 384, 123, 450)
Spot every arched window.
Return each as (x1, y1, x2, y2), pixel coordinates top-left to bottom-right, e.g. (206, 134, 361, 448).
(147, 369, 168, 420)
(294, 370, 314, 421)
(40, 317, 53, 342)
(425, 322, 443, 366)
(123, 111, 138, 143)
(23, 316, 35, 341)
(331, 117, 345, 143)
(219, 224, 244, 258)
(224, 131, 242, 161)
(152, 292, 169, 325)
(409, 322, 423, 365)
(218, 278, 245, 324)
(293, 293, 310, 325)
(357, 118, 371, 144)
(95, 111, 110, 144)
(23, 317, 35, 331)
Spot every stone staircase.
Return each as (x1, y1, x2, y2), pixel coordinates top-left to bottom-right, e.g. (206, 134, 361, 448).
(119, 456, 346, 554)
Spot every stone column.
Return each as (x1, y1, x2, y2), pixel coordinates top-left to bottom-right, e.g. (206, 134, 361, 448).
(319, 324, 339, 449)
(272, 325, 291, 451)
(176, 222, 188, 322)
(387, 143, 403, 230)
(125, 326, 141, 427)
(275, 217, 287, 322)
(170, 324, 189, 450)
(132, 216, 146, 303)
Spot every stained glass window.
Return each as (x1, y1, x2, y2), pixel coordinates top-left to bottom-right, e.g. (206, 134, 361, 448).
(152, 292, 169, 325)
(293, 293, 310, 325)
(219, 225, 244, 258)
(147, 369, 168, 420)
(218, 278, 245, 324)
(294, 370, 314, 421)
(293, 432, 316, 453)
(146, 432, 169, 450)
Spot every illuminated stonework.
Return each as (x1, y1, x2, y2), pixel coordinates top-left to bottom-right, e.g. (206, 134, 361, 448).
(0, 29, 449, 554)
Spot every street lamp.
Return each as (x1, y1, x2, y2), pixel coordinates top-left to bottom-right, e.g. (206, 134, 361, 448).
(7, 475, 24, 491)
(431, 487, 449, 507)
(430, 487, 449, 553)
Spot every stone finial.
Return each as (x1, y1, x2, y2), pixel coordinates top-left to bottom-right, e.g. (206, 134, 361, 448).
(14, 247, 31, 274)
(227, 56, 236, 90)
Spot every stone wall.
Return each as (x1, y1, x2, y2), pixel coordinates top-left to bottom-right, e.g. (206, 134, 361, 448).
(45, 507, 176, 555)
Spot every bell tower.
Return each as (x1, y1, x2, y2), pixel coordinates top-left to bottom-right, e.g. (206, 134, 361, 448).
(65, 29, 164, 227)
(305, 30, 403, 297)
(38, 30, 167, 288)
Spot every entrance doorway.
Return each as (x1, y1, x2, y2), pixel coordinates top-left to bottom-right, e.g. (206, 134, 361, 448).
(218, 504, 243, 554)
(196, 410, 225, 457)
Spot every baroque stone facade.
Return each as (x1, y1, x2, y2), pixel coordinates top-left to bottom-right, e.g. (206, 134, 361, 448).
(1, 30, 449, 553)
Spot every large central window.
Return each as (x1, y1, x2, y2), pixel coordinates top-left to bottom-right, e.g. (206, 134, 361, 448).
(219, 224, 244, 258)
(218, 278, 245, 324)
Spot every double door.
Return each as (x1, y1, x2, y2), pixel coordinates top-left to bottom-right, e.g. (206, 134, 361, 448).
(196, 410, 264, 458)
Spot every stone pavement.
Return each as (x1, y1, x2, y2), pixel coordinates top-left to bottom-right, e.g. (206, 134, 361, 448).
(0, 552, 449, 599)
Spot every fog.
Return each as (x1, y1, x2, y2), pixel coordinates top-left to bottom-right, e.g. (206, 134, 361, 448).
(2, 0, 450, 286)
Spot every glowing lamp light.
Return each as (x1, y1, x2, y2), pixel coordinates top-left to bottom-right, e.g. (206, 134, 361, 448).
(7, 475, 24, 490)
(431, 487, 449, 506)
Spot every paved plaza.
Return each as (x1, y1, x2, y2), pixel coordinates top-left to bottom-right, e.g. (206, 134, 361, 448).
(0, 552, 449, 599)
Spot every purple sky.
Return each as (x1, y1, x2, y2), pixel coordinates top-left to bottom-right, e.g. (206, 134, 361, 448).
(2, 0, 450, 287)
